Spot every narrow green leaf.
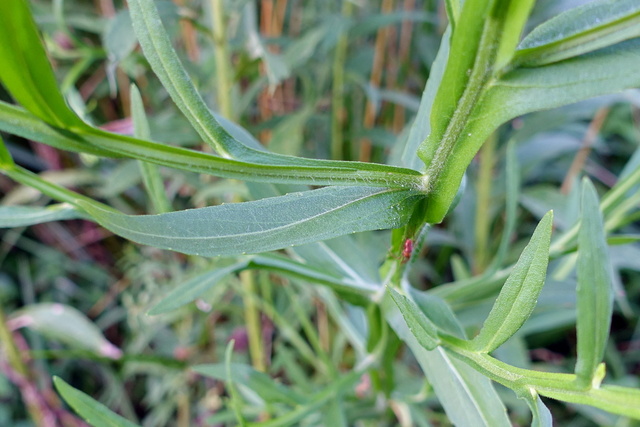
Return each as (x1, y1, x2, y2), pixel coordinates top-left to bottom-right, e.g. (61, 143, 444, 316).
(193, 363, 306, 406)
(0, 204, 84, 227)
(127, 0, 423, 180)
(76, 186, 420, 257)
(527, 393, 553, 427)
(0, 135, 15, 167)
(386, 287, 440, 350)
(0, 0, 85, 129)
(10, 303, 122, 359)
(250, 254, 375, 305)
(494, 0, 536, 68)
(130, 84, 171, 214)
(54, 377, 139, 427)
(471, 211, 553, 353)
(0, 102, 425, 190)
(575, 179, 614, 386)
(539, 384, 640, 420)
(516, 0, 640, 67)
(399, 27, 450, 170)
(148, 261, 248, 315)
(444, 0, 460, 29)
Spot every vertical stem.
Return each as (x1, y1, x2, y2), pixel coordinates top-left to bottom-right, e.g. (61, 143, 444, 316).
(331, 0, 354, 160)
(241, 270, 266, 372)
(474, 132, 496, 274)
(210, 0, 235, 120)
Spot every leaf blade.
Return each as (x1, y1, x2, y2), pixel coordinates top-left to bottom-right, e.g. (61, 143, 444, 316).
(76, 186, 421, 257)
(471, 211, 553, 353)
(574, 179, 614, 386)
(54, 377, 139, 427)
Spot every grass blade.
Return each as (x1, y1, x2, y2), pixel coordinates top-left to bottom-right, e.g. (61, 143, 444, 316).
(0, 204, 84, 227)
(54, 377, 139, 427)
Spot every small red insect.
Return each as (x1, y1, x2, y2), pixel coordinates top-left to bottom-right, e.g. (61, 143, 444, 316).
(402, 239, 414, 262)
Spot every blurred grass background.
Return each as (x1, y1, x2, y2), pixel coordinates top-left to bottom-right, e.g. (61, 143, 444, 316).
(1, 0, 639, 425)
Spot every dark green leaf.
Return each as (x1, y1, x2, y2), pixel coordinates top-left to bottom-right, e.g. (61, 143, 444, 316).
(471, 211, 553, 353)
(575, 179, 614, 386)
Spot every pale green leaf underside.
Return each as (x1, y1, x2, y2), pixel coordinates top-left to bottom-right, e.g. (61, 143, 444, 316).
(517, 0, 640, 66)
(0, 204, 84, 227)
(77, 186, 421, 257)
(54, 377, 139, 427)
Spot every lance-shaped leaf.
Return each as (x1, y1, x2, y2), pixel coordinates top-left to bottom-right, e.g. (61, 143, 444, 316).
(0, 103, 424, 190)
(54, 377, 139, 427)
(516, 0, 640, 67)
(387, 287, 440, 350)
(76, 186, 421, 257)
(0, 204, 85, 227)
(574, 179, 614, 387)
(471, 211, 553, 353)
(0, 0, 85, 129)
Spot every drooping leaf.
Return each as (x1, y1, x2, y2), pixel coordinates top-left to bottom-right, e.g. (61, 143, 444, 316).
(0, 204, 85, 227)
(471, 211, 553, 353)
(9, 303, 121, 359)
(54, 377, 139, 427)
(76, 186, 421, 257)
(574, 179, 614, 386)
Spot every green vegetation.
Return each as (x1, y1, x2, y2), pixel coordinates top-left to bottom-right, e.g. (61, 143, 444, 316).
(1, 0, 640, 425)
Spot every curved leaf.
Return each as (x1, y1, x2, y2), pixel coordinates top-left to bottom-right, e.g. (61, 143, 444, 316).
(77, 186, 421, 257)
(54, 377, 139, 427)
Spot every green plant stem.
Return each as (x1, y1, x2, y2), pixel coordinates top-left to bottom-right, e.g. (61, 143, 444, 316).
(473, 132, 496, 274)
(209, 0, 235, 121)
(330, 0, 354, 160)
(423, 16, 500, 194)
(240, 270, 266, 372)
